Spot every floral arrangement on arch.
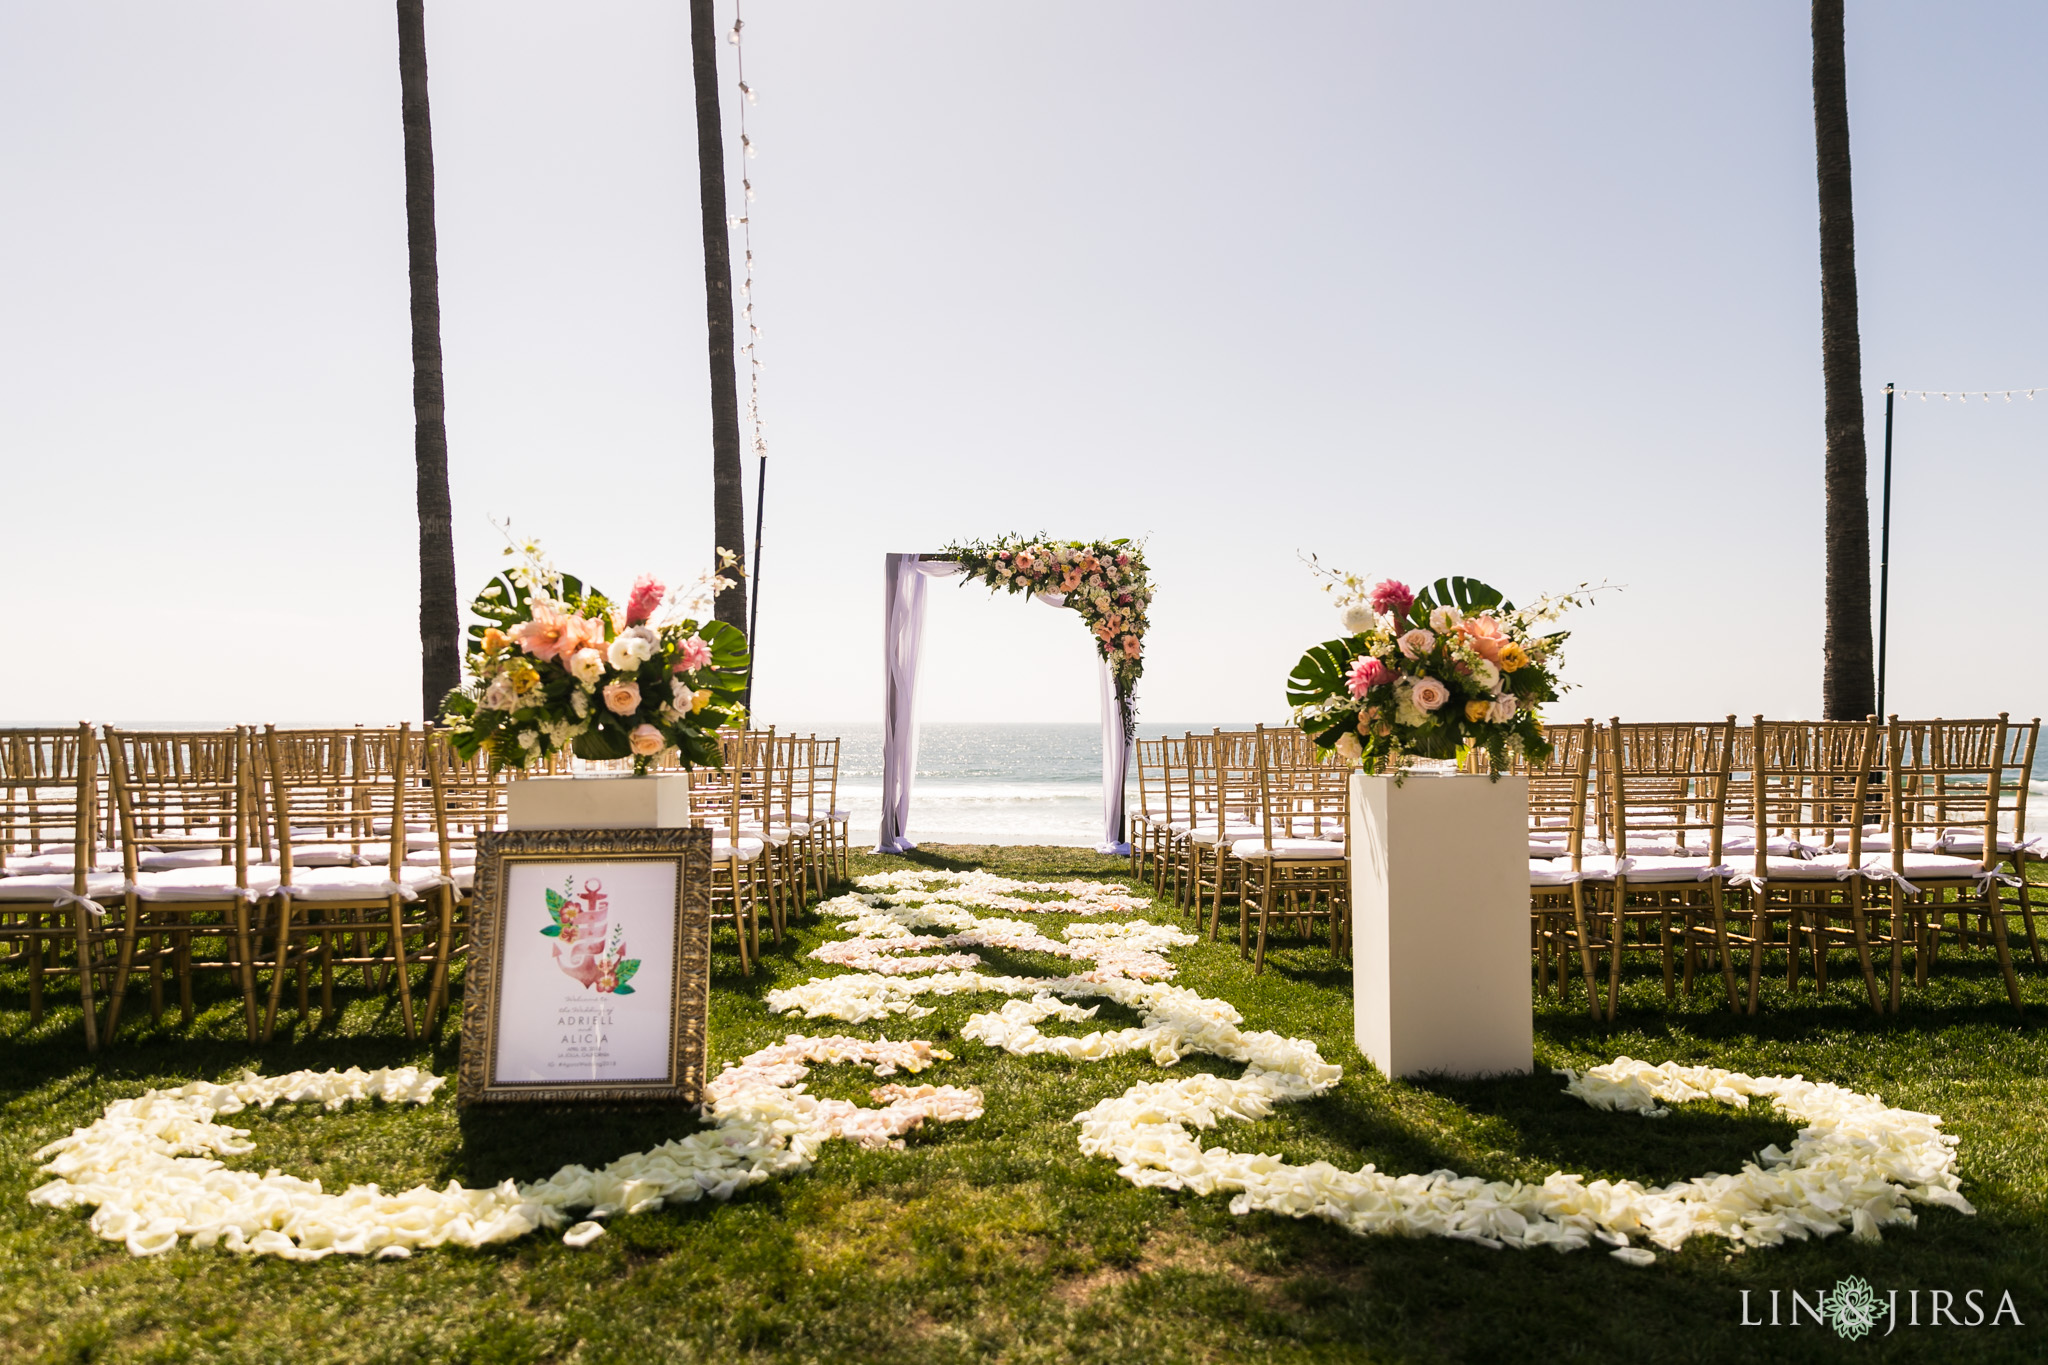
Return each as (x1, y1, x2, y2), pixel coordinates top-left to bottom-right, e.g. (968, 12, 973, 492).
(937, 535, 1151, 731)
(1288, 568, 1586, 773)
(440, 535, 751, 774)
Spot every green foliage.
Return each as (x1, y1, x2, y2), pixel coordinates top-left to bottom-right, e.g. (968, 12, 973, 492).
(1411, 575, 1511, 620)
(1284, 637, 1365, 712)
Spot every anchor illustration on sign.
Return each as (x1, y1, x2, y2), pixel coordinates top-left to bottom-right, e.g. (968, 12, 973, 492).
(540, 876, 641, 994)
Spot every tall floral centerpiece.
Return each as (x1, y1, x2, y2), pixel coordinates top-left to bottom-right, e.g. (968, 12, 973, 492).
(1288, 572, 1581, 773)
(440, 538, 750, 774)
(938, 536, 1151, 734)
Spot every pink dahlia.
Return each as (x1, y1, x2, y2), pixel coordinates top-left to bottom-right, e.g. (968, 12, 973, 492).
(673, 634, 714, 673)
(624, 574, 666, 627)
(1369, 579, 1415, 620)
(1346, 656, 1392, 697)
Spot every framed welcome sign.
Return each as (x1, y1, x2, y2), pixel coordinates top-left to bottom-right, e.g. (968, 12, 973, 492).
(457, 827, 712, 1107)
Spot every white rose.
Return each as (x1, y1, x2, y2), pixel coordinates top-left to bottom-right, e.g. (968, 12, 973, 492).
(516, 729, 540, 751)
(1334, 731, 1364, 764)
(1341, 604, 1376, 635)
(1410, 676, 1450, 712)
(1468, 659, 1501, 693)
(1429, 605, 1463, 632)
(606, 626, 658, 671)
(1398, 628, 1437, 659)
(567, 647, 606, 687)
(481, 675, 517, 712)
(1488, 695, 1518, 723)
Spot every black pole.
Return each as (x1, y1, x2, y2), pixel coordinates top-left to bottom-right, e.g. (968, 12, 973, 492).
(1876, 381, 1894, 720)
(745, 454, 767, 704)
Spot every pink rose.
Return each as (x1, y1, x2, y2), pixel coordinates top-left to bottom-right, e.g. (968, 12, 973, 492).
(673, 634, 714, 673)
(624, 574, 666, 627)
(1458, 614, 1509, 662)
(1345, 656, 1391, 697)
(1397, 628, 1437, 659)
(1411, 677, 1450, 712)
(1369, 579, 1415, 619)
(628, 723, 664, 756)
(602, 680, 642, 716)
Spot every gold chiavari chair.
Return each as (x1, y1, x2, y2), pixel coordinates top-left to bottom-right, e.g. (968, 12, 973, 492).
(1880, 716, 2025, 1014)
(1130, 737, 1168, 887)
(814, 735, 848, 886)
(416, 729, 509, 1032)
(695, 731, 764, 974)
(1524, 720, 1601, 1014)
(0, 725, 126, 1048)
(1198, 731, 1263, 944)
(105, 726, 271, 1040)
(1234, 724, 1348, 973)
(1600, 718, 1744, 1018)
(261, 725, 445, 1040)
(1922, 714, 2044, 965)
(1738, 717, 1885, 1013)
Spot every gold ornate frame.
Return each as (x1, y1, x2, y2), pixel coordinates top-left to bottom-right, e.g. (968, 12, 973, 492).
(457, 827, 711, 1107)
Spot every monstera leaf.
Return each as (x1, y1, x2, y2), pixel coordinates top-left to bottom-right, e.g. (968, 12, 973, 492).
(464, 571, 593, 654)
(1410, 577, 1511, 620)
(694, 619, 753, 703)
(1286, 637, 1367, 711)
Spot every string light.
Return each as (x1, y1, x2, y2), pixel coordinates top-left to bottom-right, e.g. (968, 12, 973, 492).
(728, 3, 767, 467)
(1894, 386, 2042, 403)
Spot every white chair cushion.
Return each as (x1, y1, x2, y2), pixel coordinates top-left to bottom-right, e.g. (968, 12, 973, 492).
(2, 850, 96, 876)
(136, 847, 260, 872)
(0, 872, 130, 902)
(404, 846, 476, 866)
(1229, 838, 1345, 861)
(1932, 832, 2042, 857)
(1616, 855, 1730, 885)
(287, 843, 388, 869)
(712, 837, 765, 863)
(1883, 852, 1997, 881)
(136, 865, 283, 901)
(286, 865, 451, 901)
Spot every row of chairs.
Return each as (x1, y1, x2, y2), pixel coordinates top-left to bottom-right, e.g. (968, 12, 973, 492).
(1528, 714, 2041, 1019)
(1130, 715, 2042, 1014)
(1132, 727, 1349, 973)
(0, 725, 849, 1049)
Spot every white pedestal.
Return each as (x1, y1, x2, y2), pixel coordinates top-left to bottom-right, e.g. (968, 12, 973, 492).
(506, 774, 695, 830)
(1350, 771, 1531, 1079)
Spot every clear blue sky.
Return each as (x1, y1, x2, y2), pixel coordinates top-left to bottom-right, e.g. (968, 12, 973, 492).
(5, 2, 2043, 726)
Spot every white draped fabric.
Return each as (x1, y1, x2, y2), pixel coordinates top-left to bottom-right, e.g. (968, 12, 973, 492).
(877, 553, 1133, 855)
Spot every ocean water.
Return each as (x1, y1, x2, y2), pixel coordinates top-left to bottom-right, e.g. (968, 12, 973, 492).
(792, 721, 1263, 849)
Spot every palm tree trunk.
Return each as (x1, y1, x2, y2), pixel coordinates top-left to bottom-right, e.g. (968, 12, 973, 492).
(398, 0, 461, 719)
(1813, 0, 1873, 720)
(690, 0, 748, 634)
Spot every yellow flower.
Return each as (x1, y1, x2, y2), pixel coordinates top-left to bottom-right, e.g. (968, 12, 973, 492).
(508, 660, 539, 692)
(1464, 700, 1491, 724)
(482, 627, 507, 655)
(1498, 643, 1529, 672)
(690, 688, 713, 714)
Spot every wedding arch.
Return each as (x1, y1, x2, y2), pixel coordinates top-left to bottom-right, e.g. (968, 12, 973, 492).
(877, 537, 1152, 855)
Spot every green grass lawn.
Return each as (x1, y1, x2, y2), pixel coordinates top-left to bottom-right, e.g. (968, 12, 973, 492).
(3, 847, 2046, 1364)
